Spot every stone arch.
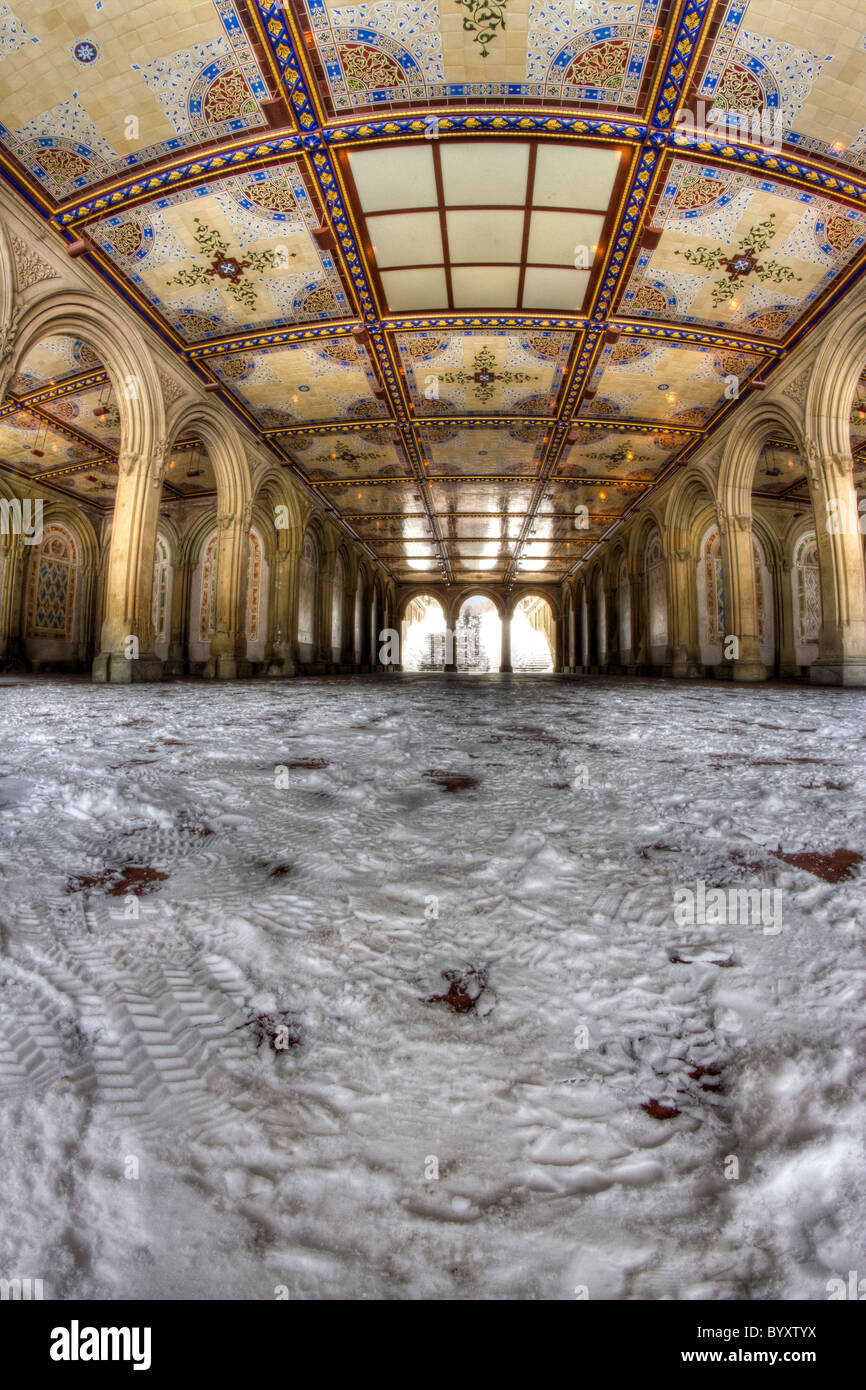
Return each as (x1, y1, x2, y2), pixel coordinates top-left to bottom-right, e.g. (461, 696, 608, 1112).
(806, 284, 866, 459)
(22, 504, 99, 671)
(447, 585, 505, 628)
(800, 289, 866, 683)
(717, 399, 809, 681)
(398, 585, 449, 623)
(165, 402, 252, 678)
(9, 289, 166, 679)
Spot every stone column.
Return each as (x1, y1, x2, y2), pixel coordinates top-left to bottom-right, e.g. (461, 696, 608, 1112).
(719, 512, 767, 682)
(628, 572, 644, 672)
(267, 533, 298, 676)
(808, 448, 866, 686)
(204, 505, 249, 679)
(0, 531, 23, 661)
(92, 445, 166, 683)
(499, 609, 513, 672)
(166, 556, 191, 677)
(777, 557, 799, 679)
(667, 546, 701, 678)
(552, 614, 564, 673)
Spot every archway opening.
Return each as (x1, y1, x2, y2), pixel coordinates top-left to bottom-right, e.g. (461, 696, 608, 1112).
(402, 594, 447, 671)
(456, 595, 501, 672)
(512, 595, 554, 672)
(6, 333, 114, 671)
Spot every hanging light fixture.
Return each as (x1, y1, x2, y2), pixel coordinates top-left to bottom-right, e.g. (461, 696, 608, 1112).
(31, 418, 48, 458)
(93, 383, 112, 421)
(186, 444, 203, 480)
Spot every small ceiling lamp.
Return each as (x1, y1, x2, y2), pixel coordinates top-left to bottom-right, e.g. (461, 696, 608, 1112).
(31, 419, 48, 458)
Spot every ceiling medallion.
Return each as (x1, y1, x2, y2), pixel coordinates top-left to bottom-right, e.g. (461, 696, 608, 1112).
(674, 214, 802, 308)
(454, 0, 508, 58)
(439, 347, 537, 404)
(167, 218, 290, 310)
(72, 39, 99, 65)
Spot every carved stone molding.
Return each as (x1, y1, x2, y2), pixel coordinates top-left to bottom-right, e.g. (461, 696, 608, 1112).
(157, 367, 185, 408)
(827, 451, 855, 479)
(10, 234, 59, 292)
(149, 437, 169, 487)
(782, 366, 811, 407)
(0, 304, 23, 366)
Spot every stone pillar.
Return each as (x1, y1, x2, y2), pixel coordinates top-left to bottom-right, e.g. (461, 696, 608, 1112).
(0, 531, 23, 661)
(556, 619, 569, 672)
(808, 449, 866, 686)
(499, 609, 513, 672)
(719, 512, 767, 682)
(266, 533, 298, 676)
(165, 557, 191, 676)
(92, 445, 166, 683)
(628, 572, 644, 672)
(204, 506, 249, 679)
(777, 557, 799, 679)
(667, 546, 701, 678)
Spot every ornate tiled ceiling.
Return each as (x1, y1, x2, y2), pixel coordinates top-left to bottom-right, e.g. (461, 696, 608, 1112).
(2, 0, 865, 579)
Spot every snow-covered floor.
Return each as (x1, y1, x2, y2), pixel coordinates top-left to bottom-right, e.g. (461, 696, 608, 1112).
(0, 673, 864, 1300)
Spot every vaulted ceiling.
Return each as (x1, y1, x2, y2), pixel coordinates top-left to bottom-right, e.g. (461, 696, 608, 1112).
(1, 0, 865, 583)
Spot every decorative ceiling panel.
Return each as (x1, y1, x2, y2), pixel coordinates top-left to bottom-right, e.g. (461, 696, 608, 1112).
(37, 386, 122, 451)
(396, 329, 574, 415)
(620, 159, 866, 338)
(418, 423, 546, 475)
(7, 336, 103, 393)
(208, 340, 388, 425)
(693, 0, 866, 175)
(0, 0, 272, 201)
(294, 0, 664, 114)
(560, 425, 682, 477)
(284, 427, 407, 479)
(0, 411, 100, 471)
(580, 338, 766, 426)
(88, 165, 351, 341)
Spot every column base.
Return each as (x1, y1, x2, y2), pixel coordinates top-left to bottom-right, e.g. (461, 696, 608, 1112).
(498, 663, 513, 673)
(810, 656, 866, 688)
(92, 652, 164, 684)
(203, 654, 238, 679)
(670, 644, 706, 678)
(731, 659, 768, 682)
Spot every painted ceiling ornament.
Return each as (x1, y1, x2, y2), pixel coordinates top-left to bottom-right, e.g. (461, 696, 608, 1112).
(564, 38, 629, 91)
(439, 346, 537, 404)
(166, 219, 288, 310)
(454, 0, 508, 58)
(71, 38, 99, 65)
(311, 440, 383, 472)
(674, 214, 802, 308)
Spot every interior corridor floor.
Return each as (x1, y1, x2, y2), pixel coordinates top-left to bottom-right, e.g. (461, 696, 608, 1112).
(0, 673, 863, 1299)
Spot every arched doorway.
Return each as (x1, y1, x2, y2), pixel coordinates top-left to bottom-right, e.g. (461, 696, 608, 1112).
(402, 594, 447, 670)
(455, 595, 501, 671)
(512, 595, 554, 672)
